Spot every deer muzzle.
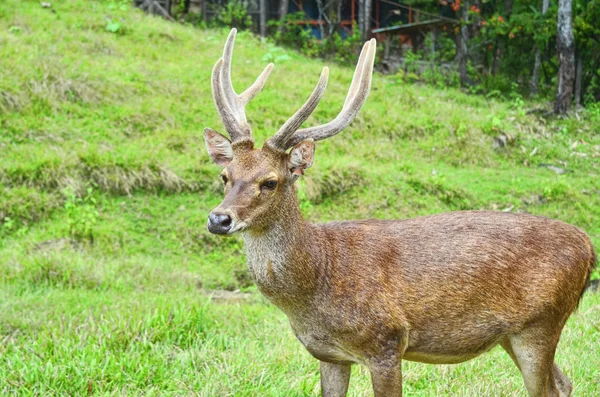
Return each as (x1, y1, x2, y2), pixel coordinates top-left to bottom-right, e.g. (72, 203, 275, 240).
(207, 212, 233, 235)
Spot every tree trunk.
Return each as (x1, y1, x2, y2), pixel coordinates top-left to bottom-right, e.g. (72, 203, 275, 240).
(491, 40, 500, 76)
(530, 52, 543, 97)
(430, 31, 436, 62)
(279, 0, 288, 21)
(315, 0, 329, 39)
(491, 0, 514, 76)
(259, 0, 267, 39)
(456, 1, 471, 87)
(554, 0, 575, 114)
(504, 0, 514, 17)
(530, 0, 549, 97)
(358, 0, 372, 40)
(326, 0, 342, 37)
(277, 0, 289, 34)
(336, 0, 343, 35)
(575, 52, 583, 107)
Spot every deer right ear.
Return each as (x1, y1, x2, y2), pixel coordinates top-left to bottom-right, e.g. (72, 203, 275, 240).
(288, 139, 315, 181)
(204, 128, 233, 166)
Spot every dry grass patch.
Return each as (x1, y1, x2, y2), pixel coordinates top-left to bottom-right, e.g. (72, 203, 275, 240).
(303, 165, 366, 204)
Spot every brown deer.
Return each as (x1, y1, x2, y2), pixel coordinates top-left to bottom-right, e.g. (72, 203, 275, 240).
(204, 29, 597, 397)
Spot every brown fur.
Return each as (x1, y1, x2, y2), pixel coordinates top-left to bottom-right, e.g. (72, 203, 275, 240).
(205, 144, 596, 397)
(580, 245, 597, 305)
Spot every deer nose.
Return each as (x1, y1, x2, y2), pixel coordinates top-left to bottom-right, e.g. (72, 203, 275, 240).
(207, 212, 233, 235)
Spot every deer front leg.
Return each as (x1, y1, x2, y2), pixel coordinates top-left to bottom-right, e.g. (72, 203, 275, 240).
(320, 361, 351, 397)
(368, 358, 403, 397)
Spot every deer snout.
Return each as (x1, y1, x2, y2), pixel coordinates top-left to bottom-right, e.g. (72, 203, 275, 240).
(207, 212, 233, 235)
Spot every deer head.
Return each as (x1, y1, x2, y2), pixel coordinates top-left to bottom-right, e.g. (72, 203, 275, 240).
(205, 29, 376, 235)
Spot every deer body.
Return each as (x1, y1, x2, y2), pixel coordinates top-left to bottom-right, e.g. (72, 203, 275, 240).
(204, 29, 597, 396)
(244, 206, 594, 369)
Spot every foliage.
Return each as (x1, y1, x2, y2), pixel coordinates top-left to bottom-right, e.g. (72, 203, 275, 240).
(215, 0, 252, 30)
(574, 0, 600, 104)
(395, 49, 460, 88)
(105, 19, 122, 33)
(400, 0, 599, 102)
(104, 0, 130, 34)
(63, 187, 100, 242)
(268, 13, 365, 64)
(509, 83, 527, 116)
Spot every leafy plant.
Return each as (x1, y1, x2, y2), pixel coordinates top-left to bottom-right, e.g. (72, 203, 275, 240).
(64, 187, 100, 243)
(216, 0, 252, 30)
(105, 20, 121, 33)
(261, 45, 292, 63)
(509, 83, 526, 116)
(107, 0, 129, 12)
(2, 216, 15, 232)
(268, 14, 364, 65)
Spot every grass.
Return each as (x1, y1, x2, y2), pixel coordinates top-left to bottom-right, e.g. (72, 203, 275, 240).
(0, 0, 599, 395)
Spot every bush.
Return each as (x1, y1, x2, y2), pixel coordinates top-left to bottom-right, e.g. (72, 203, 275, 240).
(64, 187, 100, 243)
(215, 0, 252, 30)
(268, 13, 365, 65)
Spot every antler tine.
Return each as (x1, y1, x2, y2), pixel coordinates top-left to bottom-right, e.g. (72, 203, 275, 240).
(220, 29, 238, 112)
(266, 67, 330, 151)
(342, 40, 370, 111)
(212, 58, 244, 141)
(211, 28, 274, 142)
(240, 63, 274, 104)
(285, 39, 376, 149)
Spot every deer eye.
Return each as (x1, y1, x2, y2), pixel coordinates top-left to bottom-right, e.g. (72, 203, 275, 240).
(221, 174, 228, 184)
(261, 180, 277, 190)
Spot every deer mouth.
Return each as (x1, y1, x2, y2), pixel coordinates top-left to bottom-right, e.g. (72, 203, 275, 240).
(226, 221, 248, 235)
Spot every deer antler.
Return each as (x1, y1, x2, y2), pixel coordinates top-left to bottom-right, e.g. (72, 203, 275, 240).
(211, 28, 274, 143)
(266, 38, 377, 151)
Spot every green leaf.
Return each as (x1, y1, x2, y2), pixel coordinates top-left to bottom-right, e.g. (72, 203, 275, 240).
(106, 21, 121, 33)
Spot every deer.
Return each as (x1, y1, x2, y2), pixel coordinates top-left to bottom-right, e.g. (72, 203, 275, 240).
(203, 28, 597, 397)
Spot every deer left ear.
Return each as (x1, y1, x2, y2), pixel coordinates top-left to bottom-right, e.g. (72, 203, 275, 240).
(288, 139, 315, 180)
(204, 128, 233, 166)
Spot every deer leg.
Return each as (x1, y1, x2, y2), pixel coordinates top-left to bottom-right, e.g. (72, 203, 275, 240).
(320, 361, 351, 397)
(552, 364, 573, 397)
(503, 331, 567, 397)
(499, 336, 521, 371)
(367, 358, 403, 397)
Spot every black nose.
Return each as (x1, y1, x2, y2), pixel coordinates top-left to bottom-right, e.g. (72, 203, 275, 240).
(207, 212, 232, 235)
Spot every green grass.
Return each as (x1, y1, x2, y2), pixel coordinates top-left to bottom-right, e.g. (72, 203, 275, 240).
(1, 0, 599, 395)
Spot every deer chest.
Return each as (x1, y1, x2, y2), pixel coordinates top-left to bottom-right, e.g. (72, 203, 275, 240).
(288, 319, 363, 365)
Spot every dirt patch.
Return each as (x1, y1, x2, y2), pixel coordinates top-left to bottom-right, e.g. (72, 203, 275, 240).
(201, 289, 254, 303)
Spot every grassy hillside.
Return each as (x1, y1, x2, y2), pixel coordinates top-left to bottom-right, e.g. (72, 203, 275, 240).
(0, 0, 599, 395)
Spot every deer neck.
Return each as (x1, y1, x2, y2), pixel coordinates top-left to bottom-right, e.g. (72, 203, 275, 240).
(242, 191, 319, 308)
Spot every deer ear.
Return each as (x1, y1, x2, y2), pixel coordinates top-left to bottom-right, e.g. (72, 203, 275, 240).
(204, 128, 233, 166)
(288, 139, 315, 180)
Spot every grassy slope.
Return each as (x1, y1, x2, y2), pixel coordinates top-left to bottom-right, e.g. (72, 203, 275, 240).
(0, 0, 599, 395)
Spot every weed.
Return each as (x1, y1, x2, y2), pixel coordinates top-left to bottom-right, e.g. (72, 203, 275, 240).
(64, 187, 100, 243)
(261, 45, 292, 64)
(105, 19, 122, 34)
(509, 83, 526, 116)
(8, 25, 22, 34)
